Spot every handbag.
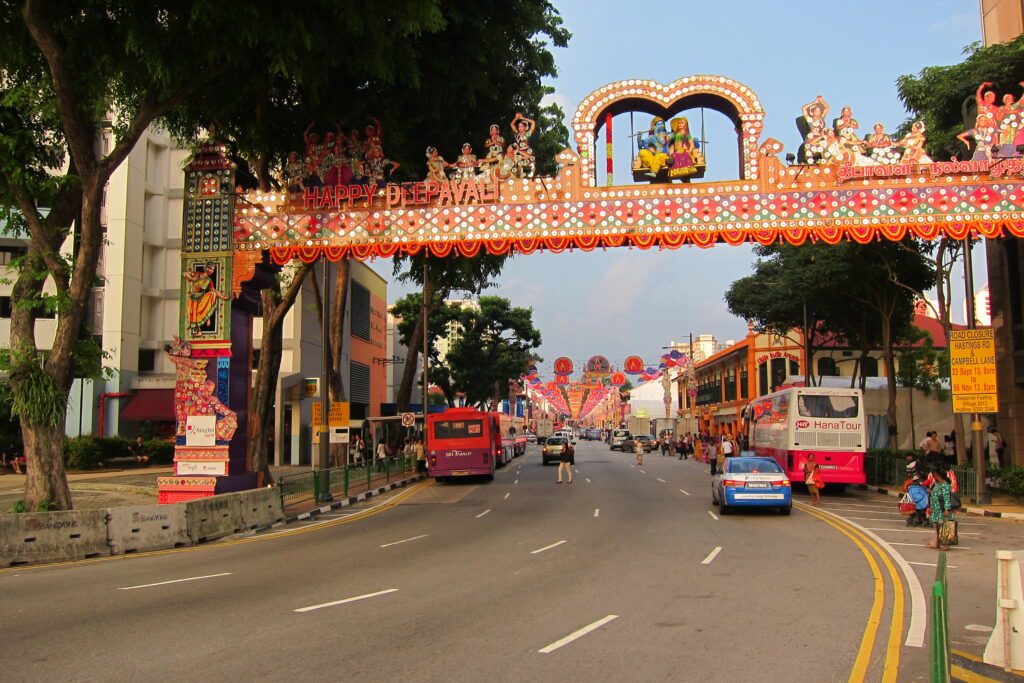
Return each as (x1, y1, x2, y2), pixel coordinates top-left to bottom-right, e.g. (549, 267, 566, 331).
(938, 519, 958, 546)
(949, 490, 962, 511)
(898, 494, 915, 515)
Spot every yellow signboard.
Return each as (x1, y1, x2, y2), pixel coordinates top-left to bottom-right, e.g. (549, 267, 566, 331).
(949, 328, 998, 414)
(312, 401, 350, 427)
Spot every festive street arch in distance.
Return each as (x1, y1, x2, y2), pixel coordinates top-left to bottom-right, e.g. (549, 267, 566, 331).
(163, 74, 1024, 501)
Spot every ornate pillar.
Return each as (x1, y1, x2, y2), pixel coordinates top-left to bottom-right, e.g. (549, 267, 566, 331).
(158, 141, 255, 503)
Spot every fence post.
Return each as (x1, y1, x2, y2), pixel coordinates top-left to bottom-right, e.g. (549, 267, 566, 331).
(930, 552, 951, 683)
(344, 465, 349, 498)
(386, 456, 391, 484)
(312, 470, 321, 504)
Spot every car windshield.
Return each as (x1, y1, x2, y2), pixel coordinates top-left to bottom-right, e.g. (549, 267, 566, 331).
(727, 459, 784, 474)
(548, 437, 567, 445)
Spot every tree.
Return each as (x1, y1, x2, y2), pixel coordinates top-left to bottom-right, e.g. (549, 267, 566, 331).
(444, 296, 542, 409)
(0, 0, 568, 508)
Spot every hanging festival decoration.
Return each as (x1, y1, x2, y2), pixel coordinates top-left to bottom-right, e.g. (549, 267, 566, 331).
(585, 355, 611, 377)
(610, 372, 626, 386)
(553, 357, 574, 375)
(624, 356, 645, 374)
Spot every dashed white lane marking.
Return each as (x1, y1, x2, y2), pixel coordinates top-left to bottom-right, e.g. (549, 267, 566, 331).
(586, 478, 592, 483)
(294, 589, 399, 613)
(656, 478, 667, 483)
(530, 540, 567, 555)
(679, 489, 691, 496)
(379, 534, 428, 548)
(707, 511, 719, 521)
(638, 469, 647, 474)
(515, 479, 519, 485)
(504, 492, 511, 500)
(538, 615, 619, 654)
(476, 509, 491, 518)
(118, 573, 231, 590)
(966, 624, 994, 632)
(594, 508, 600, 517)
(701, 547, 723, 565)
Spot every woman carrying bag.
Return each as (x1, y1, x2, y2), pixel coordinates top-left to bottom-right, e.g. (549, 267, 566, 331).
(926, 469, 957, 550)
(803, 454, 824, 506)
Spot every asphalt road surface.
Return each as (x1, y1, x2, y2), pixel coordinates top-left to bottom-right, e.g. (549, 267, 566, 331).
(4, 439, 1023, 682)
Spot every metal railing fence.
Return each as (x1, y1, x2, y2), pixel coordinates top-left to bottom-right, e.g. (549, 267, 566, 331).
(277, 455, 418, 510)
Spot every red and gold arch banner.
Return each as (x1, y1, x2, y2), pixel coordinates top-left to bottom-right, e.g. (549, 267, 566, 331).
(232, 76, 1024, 265)
(623, 356, 645, 375)
(553, 357, 574, 375)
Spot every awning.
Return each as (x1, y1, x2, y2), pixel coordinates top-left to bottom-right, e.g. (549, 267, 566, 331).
(119, 389, 175, 422)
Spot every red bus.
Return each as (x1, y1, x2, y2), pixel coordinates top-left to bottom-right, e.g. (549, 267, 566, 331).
(426, 407, 507, 481)
(742, 387, 867, 489)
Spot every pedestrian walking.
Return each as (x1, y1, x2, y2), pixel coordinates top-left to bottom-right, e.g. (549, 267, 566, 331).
(667, 436, 676, 459)
(926, 469, 956, 550)
(707, 440, 718, 475)
(804, 454, 823, 506)
(716, 441, 727, 478)
(414, 438, 427, 474)
(634, 437, 644, 466)
(556, 441, 573, 484)
(988, 428, 1005, 468)
(660, 433, 669, 456)
(721, 434, 734, 459)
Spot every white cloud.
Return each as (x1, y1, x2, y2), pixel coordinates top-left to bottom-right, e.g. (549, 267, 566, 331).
(540, 91, 572, 114)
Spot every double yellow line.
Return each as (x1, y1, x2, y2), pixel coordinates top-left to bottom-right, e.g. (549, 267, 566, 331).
(797, 502, 905, 683)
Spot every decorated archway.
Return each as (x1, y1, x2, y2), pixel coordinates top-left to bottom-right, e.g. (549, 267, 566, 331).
(160, 75, 1024, 501)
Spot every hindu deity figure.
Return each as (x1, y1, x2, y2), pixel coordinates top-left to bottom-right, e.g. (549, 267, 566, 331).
(800, 96, 830, 164)
(453, 143, 479, 181)
(194, 380, 239, 441)
(897, 121, 933, 164)
(183, 262, 229, 334)
(280, 151, 305, 193)
(833, 106, 860, 143)
(637, 117, 672, 177)
(510, 112, 537, 178)
(425, 146, 450, 182)
(864, 122, 901, 165)
(668, 117, 703, 178)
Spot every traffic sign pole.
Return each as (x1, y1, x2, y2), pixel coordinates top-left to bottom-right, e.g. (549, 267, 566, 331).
(964, 240, 990, 505)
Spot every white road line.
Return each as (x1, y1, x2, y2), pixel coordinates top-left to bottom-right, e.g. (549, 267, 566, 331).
(586, 478, 592, 483)
(701, 547, 723, 565)
(707, 511, 719, 521)
(639, 469, 647, 474)
(118, 572, 231, 590)
(840, 516, 982, 526)
(657, 478, 667, 483)
(294, 589, 399, 613)
(538, 615, 619, 654)
(890, 542, 971, 550)
(504, 492, 511, 500)
(680, 489, 691, 496)
(865, 527, 979, 537)
(531, 540, 567, 554)
(379, 534, 428, 548)
(594, 508, 600, 517)
(476, 509, 491, 518)
(908, 561, 959, 569)
(514, 479, 519, 485)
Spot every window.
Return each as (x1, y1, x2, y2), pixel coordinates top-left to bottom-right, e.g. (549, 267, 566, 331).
(350, 360, 370, 404)
(817, 357, 838, 376)
(861, 356, 879, 377)
(433, 419, 484, 440)
(798, 394, 860, 419)
(138, 349, 156, 372)
(0, 246, 26, 266)
(351, 281, 371, 341)
(0, 297, 11, 318)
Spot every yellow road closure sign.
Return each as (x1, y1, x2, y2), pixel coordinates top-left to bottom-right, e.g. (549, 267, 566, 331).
(949, 328, 998, 414)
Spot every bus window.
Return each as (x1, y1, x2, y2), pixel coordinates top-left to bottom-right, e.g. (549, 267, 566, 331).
(433, 419, 484, 440)
(798, 395, 859, 419)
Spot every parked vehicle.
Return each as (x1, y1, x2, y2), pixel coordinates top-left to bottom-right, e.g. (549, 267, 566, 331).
(536, 418, 554, 444)
(524, 433, 537, 443)
(742, 387, 866, 490)
(621, 434, 656, 452)
(610, 429, 631, 450)
(541, 436, 574, 466)
(426, 407, 504, 481)
(627, 416, 650, 437)
(711, 456, 792, 515)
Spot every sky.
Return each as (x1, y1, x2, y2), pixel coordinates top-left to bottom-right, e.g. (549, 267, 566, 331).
(386, 0, 985, 377)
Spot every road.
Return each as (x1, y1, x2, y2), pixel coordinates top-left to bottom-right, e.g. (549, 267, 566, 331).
(3, 439, 1023, 682)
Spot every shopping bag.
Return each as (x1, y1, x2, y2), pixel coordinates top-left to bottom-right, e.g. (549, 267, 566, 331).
(938, 520, 958, 546)
(897, 494, 915, 515)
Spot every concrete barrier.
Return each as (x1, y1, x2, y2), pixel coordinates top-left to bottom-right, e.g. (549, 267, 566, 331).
(184, 494, 243, 543)
(107, 504, 190, 555)
(0, 509, 110, 566)
(236, 488, 284, 530)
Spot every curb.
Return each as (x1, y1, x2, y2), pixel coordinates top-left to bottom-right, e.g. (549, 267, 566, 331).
(856, 484, 1024, 520)
(252, 473, 428, 534)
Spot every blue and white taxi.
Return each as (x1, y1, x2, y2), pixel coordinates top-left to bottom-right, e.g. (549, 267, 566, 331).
(711, 456, 792, 515)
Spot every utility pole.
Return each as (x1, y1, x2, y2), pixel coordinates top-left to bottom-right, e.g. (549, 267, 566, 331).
(318, 255, 332, 502)
(964, 238, 990, 504)
(422, 258, 429, 452)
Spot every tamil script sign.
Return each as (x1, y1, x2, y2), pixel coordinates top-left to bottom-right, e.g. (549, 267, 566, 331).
(950, 328, 998, 414)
